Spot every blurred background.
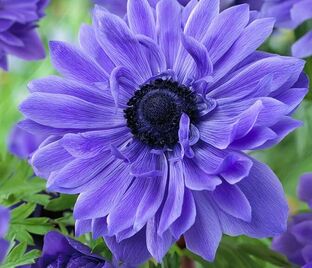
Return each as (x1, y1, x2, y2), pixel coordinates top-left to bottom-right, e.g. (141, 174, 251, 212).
(0, 1, 312, 267)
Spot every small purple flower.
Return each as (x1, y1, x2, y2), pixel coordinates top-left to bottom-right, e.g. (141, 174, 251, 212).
(20, 0, 308, 265)
(31, 231, 112, 268)
(0, 206, 10, 263)
(0, 0, 49, 70)
(262, 0, 312, 58)
(272, 173, 312, 268)
(8, 124, 47, 159)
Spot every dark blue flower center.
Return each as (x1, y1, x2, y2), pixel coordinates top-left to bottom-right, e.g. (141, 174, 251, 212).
(124, 79, 198, 148)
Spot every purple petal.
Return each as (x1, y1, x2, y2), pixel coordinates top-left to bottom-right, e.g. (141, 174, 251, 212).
(75, 219, 92, 237)
(146, 213, 174, 262)
(170, 188, 196, 239)
(272, 232, 303, 265)
(49, 41, 108, 84)
(215, 159, 288, 237)
(183, 157, 222, 191)
(291, 220, 312, 245)
(92, 217, 108, 239)
(60, 128, 130, 159)
(73, 160, 132, 219)
(79, 24, 115, 73)
(184, 191, 222, 261)
(127, 0, 156, 39)
(133, 156, 168, 231)
(184, 0, 219, 41)
(0, 239, 9, 264)
(156, 0, 182, 69)
(158, 160, 184, 235)
(217, 153, 253, 184)
(0, 207, 10, 238)
(213, 17, 274, 82)
(107, 178, 150, 235)
(28, 76, 114, 107)
(47, 153, 116, 192)
(31, 140, 74, 178)
(4, 30, 45, 60)
(297, 173, 312, 208)
(292, 30, 312, 58)
(290, 0, 312, 27)
(303, 245, 312, 264)
(20, 92, 125, 129)
(105, 228, 151, 266)
(110, 66, 141, 108)
(181, 34, 213, 80)
(178, 113, 194, 158)
(8, 124, 46, 159)
(136, 34, 167, 74)
(203, 4, 249, 63)
(213, 183, 252, 222)
(93, 5, 151, 80)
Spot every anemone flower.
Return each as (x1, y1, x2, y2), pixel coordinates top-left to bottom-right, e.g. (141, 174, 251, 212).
(19, 0, 308, 265)
(0, 0, 49, 70)
(272, 174, 312, 268)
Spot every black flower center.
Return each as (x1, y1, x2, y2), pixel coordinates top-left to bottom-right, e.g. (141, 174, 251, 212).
(124, 79, 198, 148)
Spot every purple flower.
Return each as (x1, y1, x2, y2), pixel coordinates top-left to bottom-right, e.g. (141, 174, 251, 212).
(19, 0, 308, 265)
(0, 0, 49, 71)
(262, 0, 312, 58)
(272, 174, 312, 268)
(0, 206, 10, 263)
(31, 231, 112, 268)
(8, 124, 47, 159)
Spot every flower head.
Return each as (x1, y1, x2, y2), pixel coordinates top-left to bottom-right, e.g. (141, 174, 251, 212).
(20, 0, 308, 265)
(32, 231, 112, 268)
(8, 124, 47, 159)
(262, 0, 312, 58)
(0, 206, 10, 263)
(272, 173, 312, 267)
(0, 0, 49, 70)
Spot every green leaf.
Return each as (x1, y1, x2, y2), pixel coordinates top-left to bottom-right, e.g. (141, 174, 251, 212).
(45, 194, 77, 212)
(91, 238, 113, 261)
(22, 217, 53, 235)
(0, 242, 41, 268)
(11, 203, 35, 221)
(0, 155, 49, 207)
(162, 252, 180, 268)
(8, 203, 54, 245)
(237, 243, 290, 267)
